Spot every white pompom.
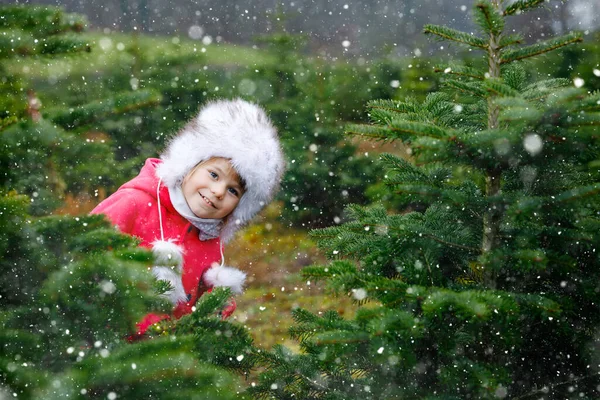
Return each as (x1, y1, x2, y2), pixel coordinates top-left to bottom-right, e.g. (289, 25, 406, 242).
(152, 266, 188, 304)
(151, 240, 184, 269)
(203, 265, 247, 294)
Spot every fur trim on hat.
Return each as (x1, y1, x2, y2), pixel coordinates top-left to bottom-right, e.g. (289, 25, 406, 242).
(203, 265, 247, 294)
(151, 239, 184, 268)
(156, 98, 285, 242)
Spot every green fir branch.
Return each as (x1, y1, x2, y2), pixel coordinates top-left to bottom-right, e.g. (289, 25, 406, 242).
(301, 266, 358, 286)
(443, 79, 488, 96)
(554, 183, 600, 203)
(573, 91, 600, 111)
(46, 90, 162, 129)
(513, 374, 600, 400)
(482, 78, 522, 97)
(379, 153, 435, 184)
(502, 63, 527, 91)
(346, 123, 398, 141)
(367, 98, 420, 115)
(0, 5, 87, 35)
(497, 102, 543, 123)
(566, 113, 600, 127)
(70, 228, 138, 253)
(291, 307, 321, 324)
(312, 330, 370, 346)
(498, 33, 524, 49)
(387, 120, 454, 140)
(434, 65, 485, 80)
(522, 78, 571, 101)
(39, 35, 91, 55)
(423, 24, 487, 49)
(0, 115, 18, 131)
(421, 231, 480, 252)
(501, 32, 584, 64)
(503, 0, 545, 16)
(474, 0, 505, 36)
(186, 287, 231, 319)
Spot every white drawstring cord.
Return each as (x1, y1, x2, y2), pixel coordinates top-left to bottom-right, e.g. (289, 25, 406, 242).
(156, 177, 165, 242)
(156, 176, 225, 268)
(219, 242, 225, 267)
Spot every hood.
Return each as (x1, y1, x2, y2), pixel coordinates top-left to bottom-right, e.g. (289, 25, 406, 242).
(156, 98, 285, 243)
(120, 158, 160, 199)
(120, 158, 176, 214)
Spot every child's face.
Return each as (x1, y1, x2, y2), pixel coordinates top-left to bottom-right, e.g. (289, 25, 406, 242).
(182, 157, 244, 219)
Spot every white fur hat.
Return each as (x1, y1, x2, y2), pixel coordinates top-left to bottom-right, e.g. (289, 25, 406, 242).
(156, 98, 285, 242)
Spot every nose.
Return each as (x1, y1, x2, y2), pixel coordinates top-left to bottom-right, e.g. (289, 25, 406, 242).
(211, 182, 227, 199)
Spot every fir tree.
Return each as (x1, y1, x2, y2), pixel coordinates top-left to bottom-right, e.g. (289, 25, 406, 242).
(249, 13, 383, 228)
(250, 1, 600, 399)
(1, 5, 256, 398)
(0, 5, 162, 214)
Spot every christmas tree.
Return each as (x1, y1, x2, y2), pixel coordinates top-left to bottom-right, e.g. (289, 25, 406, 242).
(249, 15, 385, 228)
(1, 5, 255, 398)
(250, 1, 600, 398)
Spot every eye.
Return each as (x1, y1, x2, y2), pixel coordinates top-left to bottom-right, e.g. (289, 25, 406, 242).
(209, 171, 218, 179)
(228, 187, 239, 197)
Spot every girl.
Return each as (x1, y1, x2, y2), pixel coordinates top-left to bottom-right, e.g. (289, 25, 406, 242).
(91, 98, 285, 336)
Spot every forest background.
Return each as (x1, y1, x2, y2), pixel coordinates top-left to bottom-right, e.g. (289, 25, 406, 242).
(1, 0, 600, 398)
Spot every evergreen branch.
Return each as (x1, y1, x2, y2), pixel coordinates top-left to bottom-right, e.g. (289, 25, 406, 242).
(46, 90, 162, 129)
(474, 1, 505, 36)
(114, 247, 154, 263)
(0, 116, 18, 131)
(513, 373, 600, 399)
(573, 91, 600, 111)
(39, 35, 91, 55)
(421, 249, 435, 286)
(421, 232, 480, 252)
(498, 33, 524, 49)
(289, 325, 318, 342)
(502, 63, 527, 91)
(522, 78, 571, 101)
(367, 99, 419, 115)
(443, 79, 488, 96)
(497, 104, 543, 123)
(312, 330, 371, 346)
(501, 32, 584, 64)
(0, 5, 87, 35)
(70, 228, 138, 253)
(523, 78, 571, 93)
(291, 308, 321, 324)
(348, 119, 454, 142)
(423, 24, 487, 49)
(0, 29, 35, 58)
(482, 78, 521, 97)
(379, 153, 434, 185)
(554, 183, 600, 203)
(566, 113, 600, 127)
(434, 65, 485, 80)
(346, 123, 397, 141)
(388, 120, 454, 140)
(301, 261, 358, 281)
(503, 0, 545, 16)
(186, 287, 231, 319)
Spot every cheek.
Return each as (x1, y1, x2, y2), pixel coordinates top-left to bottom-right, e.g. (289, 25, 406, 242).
(227, 198, 241, 212)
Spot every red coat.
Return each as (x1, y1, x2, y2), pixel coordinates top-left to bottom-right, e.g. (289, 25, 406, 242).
(92, 158, 232, 334)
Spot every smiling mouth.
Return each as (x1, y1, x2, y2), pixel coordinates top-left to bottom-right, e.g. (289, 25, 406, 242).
(200, 193, 216, 208)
